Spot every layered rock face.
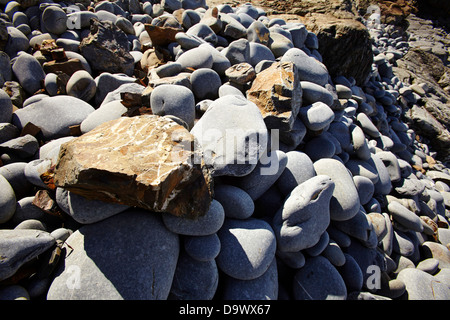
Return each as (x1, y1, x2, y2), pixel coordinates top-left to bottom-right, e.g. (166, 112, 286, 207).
(54, 115, 213, 218)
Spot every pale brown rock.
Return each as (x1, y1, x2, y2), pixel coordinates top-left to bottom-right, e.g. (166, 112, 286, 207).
(246, 61, 302, 133)
(225, 62, 256, 85)
(53, 115, 213, 218)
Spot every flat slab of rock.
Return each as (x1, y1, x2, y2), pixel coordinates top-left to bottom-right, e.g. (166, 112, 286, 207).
(247, 61, 302, 133)
(54, 115, 213, 218)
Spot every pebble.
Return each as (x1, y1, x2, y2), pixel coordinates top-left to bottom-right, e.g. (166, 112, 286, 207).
(222, 257, 278, 300)
(56, 188, 130, 224)
(388, 201, 424, 232)
(314, 158, 360, 221)
(214, 184, 254, 219)
(216, 218, 276, 280)
(162, 199, 224, 236)
(0, 174, 16, 224)
(0, 0, 449, 302)
(47, 210, 179, 300)
(12, 52, 45, 95)
(397, 268, 450, 300)
(234, 150, 288, 201)
(300, 81, 334, 106)
(276, 151, 315, 196)
(190, 68, 222, 101)
(0, 89, 13, 123)
(299, 101, 335, 131)
(191, 95, 268, 177)
(281, 48, 329, 86)
(293, 256, 347, 300)
(150, 84, 196, 129)
(12, 95, 95, 141)
(273, 175, 335, 252)
(66, 70, 96, 102)
(168, 252, 218, 300)
(176, 46, 214, 69)
(0, 229, 55, 281)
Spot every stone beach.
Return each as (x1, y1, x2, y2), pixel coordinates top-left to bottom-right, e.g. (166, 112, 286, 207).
(0, 0, 449, 301)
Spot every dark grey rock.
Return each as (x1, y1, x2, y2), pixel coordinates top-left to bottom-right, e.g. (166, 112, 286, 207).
(293, 256, 347, 300)
(314, 158, 360, 221)
(0, 229, 55, 281)
(169, 252, 218, 300)
(0, 174, 16, 224)
(216, 218, 276, 280)
(150, 84, 196, 130)
(190, 68, 221, 101)
(47, 210, 179, 300)
(183, 233, 221, 262)
(12, 53, 45, 95)
(190, 95, 268, 177)
(222, 257, 278, 300)
(162, 199, 225, 236)
(276, 151, 315, 197)
(12, 95, 95, 141)
(214, 184, 254, 219)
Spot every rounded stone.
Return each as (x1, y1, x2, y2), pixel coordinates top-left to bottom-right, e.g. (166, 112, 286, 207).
(150, 84, 196, 129)
(0, 174, 16, 224)
(299, 101, 335, 131)
(190, 68, 222, 101)
(300, 81, 334, 106)
(387, 201, 424, 232)
(42, 6, 67, 35)
(273, 175, 335, 252)
(314, 158, 360, 221)
(56, 188, 130, 224)
(162, 199, 225, 236)
(304, 135, 336, 161)
(214, 184, 254, 219)
(248, 42, 275, 67)
(12, 96, 95, 141)
(168, 252, 218, 300)
(216, 218, 276, 280)
(12, 53, 45, 96)
(281, 48, 329, 86)
(353, 175, 375, 205)
(293, 256, 347, 300)
(234, 150, 288, 201)
(47, 210, 179, 300)
(222, 257, 278, 300)
(66, 70, 96, 102)
(276, 151, 315, 196)
(80, 100, 127, 134)
(176, 46, 214, 69)
(0, 89, 13, 123)
(397, 268, 450, 300)
(183, 233, 221, 262)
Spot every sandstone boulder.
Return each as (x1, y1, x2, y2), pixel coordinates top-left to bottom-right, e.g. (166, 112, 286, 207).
(54, 115, 213, 218)
(246, 61, 302, 133)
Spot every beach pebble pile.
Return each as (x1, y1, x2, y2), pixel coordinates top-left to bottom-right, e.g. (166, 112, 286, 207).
(0, 0, 449, 300)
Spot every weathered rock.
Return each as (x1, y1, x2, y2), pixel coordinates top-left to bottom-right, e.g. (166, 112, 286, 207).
(54, 115, 213, 218)
(79, 19, 135, 76)
(246, 61, 302, 133)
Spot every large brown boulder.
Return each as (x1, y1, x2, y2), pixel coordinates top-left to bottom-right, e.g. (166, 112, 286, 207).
(53, 115, 213, 218)
(303, 14, 373, 85)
